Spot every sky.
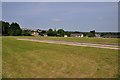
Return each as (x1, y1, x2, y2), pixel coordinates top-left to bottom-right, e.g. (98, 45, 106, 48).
(1, 0, 120, 2)
(2, 2, 118, 32)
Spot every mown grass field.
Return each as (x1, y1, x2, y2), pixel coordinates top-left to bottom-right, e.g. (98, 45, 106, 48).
(2, 36, 119, 78)
(0, 37, 2, 78)
(18, 36, 119, 45)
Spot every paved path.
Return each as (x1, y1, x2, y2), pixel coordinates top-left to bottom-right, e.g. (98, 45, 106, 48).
(17, 38, 120, 50)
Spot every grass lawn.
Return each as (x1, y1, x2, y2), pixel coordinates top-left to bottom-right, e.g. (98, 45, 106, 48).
(2, 36, 118, 78)
(18, 36, 119, 45)
(0, 37, 1, 78)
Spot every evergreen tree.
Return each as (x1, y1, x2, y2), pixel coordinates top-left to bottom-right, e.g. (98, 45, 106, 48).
(1, 21, 10, 36)
(8, 22, 22, 36)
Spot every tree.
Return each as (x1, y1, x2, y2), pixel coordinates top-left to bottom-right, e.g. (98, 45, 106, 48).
(86, 30, 95, 37)
(87, 32, 95, 37)
(40, 30, 47, 36)
(8, 22, 22, 36)
(57, 29, 65, 37)
(65, 31, 72, 37)
(47, 29, 55, 36)
(22, 29, 31, 36)
(1, 21, 10, 36)
(53, 29, 57, 36)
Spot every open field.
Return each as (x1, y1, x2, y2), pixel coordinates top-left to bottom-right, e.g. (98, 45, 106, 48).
(18, 38, 119, 50)
(17, 36, 119, 45)
(0, 37, 2, 78)
(2, 36, 119, 78)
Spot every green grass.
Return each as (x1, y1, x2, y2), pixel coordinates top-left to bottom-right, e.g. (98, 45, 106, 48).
(2, 37, 118, 78)
(0, 37, 2, 78)
(18, 36, 119, 45)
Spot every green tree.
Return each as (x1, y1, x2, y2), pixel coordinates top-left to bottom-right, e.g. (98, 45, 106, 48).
(47, 29, 55, 36)
(87, 32, 95, 37)
(22, 29, 31, 36)
(8, 22, 22, 36)
(1, 21, 10, 36)
(53, 29, 57, 36)
(86, 30, 95, 37)
(65, 31, 71, 37)
(57, 29, 65, 37)
(89, 30, 95, 37)
(40, 30, 47, 36)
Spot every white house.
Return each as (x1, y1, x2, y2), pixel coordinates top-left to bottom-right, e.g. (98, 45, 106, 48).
(64, 35, 68, 37)
(31, 30, 39, 36)
(95, 33, 101, 38)
(70, 33, 84, 37)
(80, 34, 84, 37)
(43, 34, 48, 37)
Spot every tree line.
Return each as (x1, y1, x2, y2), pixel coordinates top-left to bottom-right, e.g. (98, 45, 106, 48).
(0, 21, 68, 36)
(0, 21, 119, 38)
(40, 28, 67, 37)
(1, 21, 22, 36)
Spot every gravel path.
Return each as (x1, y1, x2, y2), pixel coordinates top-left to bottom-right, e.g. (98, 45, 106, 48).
(17, 38, 120, 50)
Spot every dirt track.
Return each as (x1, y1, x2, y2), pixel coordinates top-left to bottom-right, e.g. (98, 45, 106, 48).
(17, 38, 120, 50)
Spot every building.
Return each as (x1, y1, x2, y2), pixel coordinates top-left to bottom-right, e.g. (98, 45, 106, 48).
(95, 33, 101, 38)
(43, 34, 48, 37)
(70, 33, 84, 37)
(64, 35, 68, 37)
(31, 30, 39, 36)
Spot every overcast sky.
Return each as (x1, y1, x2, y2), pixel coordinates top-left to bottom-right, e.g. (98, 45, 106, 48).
(2, 2, 118, 32)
